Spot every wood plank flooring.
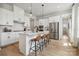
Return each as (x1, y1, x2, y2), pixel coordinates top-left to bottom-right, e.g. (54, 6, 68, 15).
(29, 35, 79, 56)
(0, 35, 79, 56)
(0, 42, 24, 56)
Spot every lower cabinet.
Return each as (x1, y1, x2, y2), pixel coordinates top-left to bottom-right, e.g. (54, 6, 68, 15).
(0, 32, 20, 47)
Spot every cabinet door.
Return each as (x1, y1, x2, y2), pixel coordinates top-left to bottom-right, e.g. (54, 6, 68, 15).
(0, 33, 19, 47)
(24, 16, 28, 24)
(14, 6, 24, 22)
(39, 19, 44, 25)
(0, 33, 9, 46)
(15, 33, 19, 42)
(0, 8, 8, 25)
(0, 8, 13, 25)
(9, 33, 19, 44)
(9, 33, 15, 44)
(7, 11, 13, 25)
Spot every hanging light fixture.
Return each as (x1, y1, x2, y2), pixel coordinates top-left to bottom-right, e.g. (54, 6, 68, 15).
(29, 3, 32, 16)
(41, 4, 44, 19)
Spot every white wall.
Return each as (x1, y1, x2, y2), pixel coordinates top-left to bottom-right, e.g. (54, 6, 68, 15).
(71, 4, 79, 47)
(77, 7, 79, 38)
(71, 5, 76, 42)
(76, 4, 79, 47)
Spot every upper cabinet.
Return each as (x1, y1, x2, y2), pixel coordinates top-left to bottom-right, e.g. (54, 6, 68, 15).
(13, 5, 25, 23)
(0, 5, 37, 27)
(39, 19, 45, 25)
(39, 19, 49, 27)
(24, 16, 30, 27)
(24, 15, 37, 28)
(49, 16, 60, 23)
(0, 8, 13, 25)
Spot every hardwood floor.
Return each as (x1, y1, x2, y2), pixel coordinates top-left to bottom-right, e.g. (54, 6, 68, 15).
(0, 42, 24, 56)
(29, 35, 79, 56)
(0, 35, 79, 56)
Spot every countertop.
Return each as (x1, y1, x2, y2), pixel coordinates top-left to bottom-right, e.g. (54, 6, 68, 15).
(0, 32, 24, 34)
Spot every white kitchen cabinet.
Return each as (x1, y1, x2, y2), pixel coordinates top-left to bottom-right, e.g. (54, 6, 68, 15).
(39, 19, 44, 25)
(49, 16, 60, 23)
(14, 5, 25, 23)
(24, 16, 29, 26)
(39, 19, 49, 27)
(0, 33, 8, 46)
(0, 8, 13, 25)
(7, 10, 13, 25)
(0, 32, 21, 47)
(24, 15, 32, 28)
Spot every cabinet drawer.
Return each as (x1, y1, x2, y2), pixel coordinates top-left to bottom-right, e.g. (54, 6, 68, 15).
(1, 35, 11, 46)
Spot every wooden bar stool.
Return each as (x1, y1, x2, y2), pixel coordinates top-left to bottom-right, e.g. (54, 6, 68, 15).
(29, 34, 41, 56)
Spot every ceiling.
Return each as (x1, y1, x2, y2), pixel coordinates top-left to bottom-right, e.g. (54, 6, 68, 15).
(14, 3, 73, 17)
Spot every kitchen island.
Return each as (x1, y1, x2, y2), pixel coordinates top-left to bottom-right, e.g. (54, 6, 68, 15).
(19, 31, 49, 55)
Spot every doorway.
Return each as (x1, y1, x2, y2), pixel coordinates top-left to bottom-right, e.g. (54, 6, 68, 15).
(62, 15, 72, 46)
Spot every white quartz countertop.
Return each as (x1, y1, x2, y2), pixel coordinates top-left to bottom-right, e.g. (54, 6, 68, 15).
(20, 31, 49, 35)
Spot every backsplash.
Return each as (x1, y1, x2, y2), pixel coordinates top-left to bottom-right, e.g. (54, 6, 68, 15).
(0, 25, 12, 32)
(0, 22, 25, 32)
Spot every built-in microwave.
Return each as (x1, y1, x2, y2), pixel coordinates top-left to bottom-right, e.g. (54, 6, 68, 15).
(38, 25, 43, 31)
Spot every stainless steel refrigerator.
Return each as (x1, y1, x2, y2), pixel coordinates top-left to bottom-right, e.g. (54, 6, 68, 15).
(49, 22, 59, 40)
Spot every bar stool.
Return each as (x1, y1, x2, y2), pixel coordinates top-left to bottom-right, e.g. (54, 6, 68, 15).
(43, 34, 48, 47)
(46, 33, 50, 44)
(40, 34, 45, 50)
(29, 34, 41, 56)
(44, 32, 50, 47)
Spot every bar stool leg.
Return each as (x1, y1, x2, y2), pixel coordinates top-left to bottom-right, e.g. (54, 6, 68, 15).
(42, 39, 44, 50)
(29, 41, 32, 55)
(43, 39, 45, 48)
(48, 39, 49, 44)
(37, 41, 41, 51)
(35, 41, 37, 56)
(42, 41, 43, 50)
(45, 39, 47, 47)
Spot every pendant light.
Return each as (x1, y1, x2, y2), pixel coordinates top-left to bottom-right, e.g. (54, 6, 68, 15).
(42, 4, 44, 19)
(29, 3, 32, 17)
